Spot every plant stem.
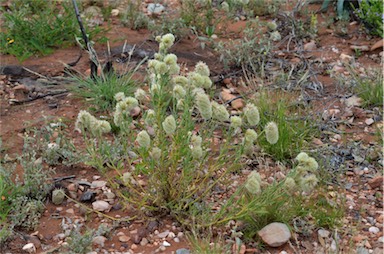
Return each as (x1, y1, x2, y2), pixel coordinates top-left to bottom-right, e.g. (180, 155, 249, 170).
(71, 0, 97, 80)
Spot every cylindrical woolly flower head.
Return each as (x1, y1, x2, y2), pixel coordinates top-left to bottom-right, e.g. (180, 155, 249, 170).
(176, 99, 184, 110)
(245, 171, 261, 194)
(244, 103, 260, 126)
(201, 76, 212, 89)
(195, 93, 212, 120)
(192, 88, 206, 97)
(267, 21, 278, 31)
(168, 63, 180, 75)
(243, 141, 254, 156)
(160, 33, 175, 49)
(144, 109, 156, 126)
(299, 174, 318, 193)
(230, 116, 242, 129)
(97, 120, 111, 134)
(265, 121, 279, 144)
(295, 165, 308, 177)
(136, 130, 151, 148)
(162, 115, 177, 135)
(154, 61, 168, 75)
(113, 107, 123, 126)
(303, 157, 319, 172)
(150, 82, 160, 95)
(114, 92, 125, 102)
(190, 134, 203, 147)
(150, 147, 162, 161)
(173, 85, 186, 100)
(164, 53, 178, 66)
(244, 129, 258, 143)
(161, 33, 175, 46)
(173, 76, 189, 87)
(154, 53, 162, 60)
(134, 88, 147, 102)
(147, 59, 159, 70)
(295, 152, 309, 162)
(188, 72, 205, 88)
(122, 97, 139, 112)
(75, 110, 93, 131)
(211, 101, 229, 122)
(194, 61, 210, 77)
(284, 177, 297, 193)
(191, 146, 203, 160)
(114, 97, 139, 126)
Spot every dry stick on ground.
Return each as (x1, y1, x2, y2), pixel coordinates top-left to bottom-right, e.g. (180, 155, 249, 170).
(71, 0, 98, 80)
(9, 89, 68, 105)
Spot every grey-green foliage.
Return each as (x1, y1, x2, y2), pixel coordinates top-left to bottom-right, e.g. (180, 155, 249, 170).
(215, 18, 272, 75)
(9, 196, 44, 231)
(40, 123, 83, 166)
(65, 228, 94, 254)
(120, 0, 150, 29)
(4, 134, 53, 232)
(19, 145, 52, 201)
(65, 223, 111, 254)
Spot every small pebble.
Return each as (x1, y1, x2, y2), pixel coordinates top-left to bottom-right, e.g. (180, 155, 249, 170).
(163, 240, 171, 247)
(157, 230, 169, 238)
(369, 226, 380, 234)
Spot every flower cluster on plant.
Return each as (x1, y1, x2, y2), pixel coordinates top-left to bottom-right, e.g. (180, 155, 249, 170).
(73, 34, 320, 232)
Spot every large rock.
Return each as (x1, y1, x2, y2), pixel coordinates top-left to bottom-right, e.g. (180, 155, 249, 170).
(257, 222, 291, 247)
(92, 200, 110, 212)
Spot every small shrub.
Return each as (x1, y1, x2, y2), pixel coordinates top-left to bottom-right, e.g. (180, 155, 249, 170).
(120, 1, 150, 30)
(77, 34, 245, 227)
(354, 0, 383, 37)
(37, 122, 83, 166)
(74, 34, 340, 242)
(1, 133, 53, 234)
(215, 18, 272, 75)
(9, 196, 45, 231)
(180, 0, 217, 36)
(149, 16, 190, 40)
(65, 227, 94, 254)
(19, 135, 54, 201)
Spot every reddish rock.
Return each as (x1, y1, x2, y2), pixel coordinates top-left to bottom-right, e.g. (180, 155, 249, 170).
(368, 176, 383, 190)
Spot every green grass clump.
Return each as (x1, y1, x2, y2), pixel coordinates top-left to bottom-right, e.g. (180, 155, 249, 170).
(72, 68, 141, 113)
(0, 0, 103, 61)
(212, 152, 343, 241)
(351, 67, 383, 108)
(254, 90, 317, 162)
